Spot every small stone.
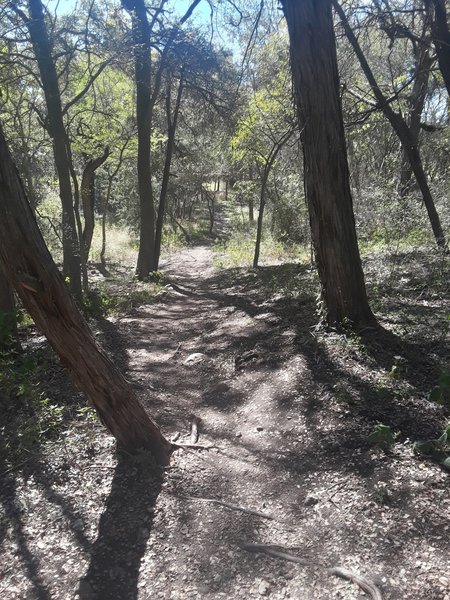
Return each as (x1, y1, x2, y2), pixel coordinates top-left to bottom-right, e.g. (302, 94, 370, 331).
(258, 580, 270, 595)
(183, 353, 206, 366)
(235, 432, 242, 438)
(304, 494, 319, 507)
(256, 426, 264, 432)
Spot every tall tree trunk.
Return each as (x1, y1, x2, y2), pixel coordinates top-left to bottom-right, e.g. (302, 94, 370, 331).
(426, 0, 450, 97)
(81, 147, 110, 259)
(399, 48, 434, 196)
(280, 0, 375, 326)
(122, 0, 157, 279)
(0, 123, 172, 464)
(253, 130, 293, 268)
(253, 167, 270, 268)
(24, 0, 82, 299)
(334, 0, 446, 248)
(249, 198, 255, 223)
(154, 71, 184, 270)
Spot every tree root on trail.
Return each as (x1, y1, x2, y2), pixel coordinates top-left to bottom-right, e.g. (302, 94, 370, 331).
(172, 442, 215, 450)
(242, 544, 383, 600)
(174, 495, 276, 520)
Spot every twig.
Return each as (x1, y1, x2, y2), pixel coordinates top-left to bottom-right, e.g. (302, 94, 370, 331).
(242, 544, 383, 600)
(0, 456, 35, 477)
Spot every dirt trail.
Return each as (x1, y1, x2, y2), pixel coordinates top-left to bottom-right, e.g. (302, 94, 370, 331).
(1, 242, 448, 600)
(110, 244, 448, 600)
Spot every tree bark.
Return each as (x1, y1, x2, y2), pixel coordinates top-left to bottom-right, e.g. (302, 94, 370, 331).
(154, 71, 184, 270)
(334, 0, 446, 248)
(0, 267, 20, 352)
(122, 0, 157, 279)
(399, 48, 434, 195)
(280, 0, 375, 326)
(0, 123, 172, 464)
(426, 0, 450, 97)
(25, 0, 82, 299)
(81, 147, 110, 259)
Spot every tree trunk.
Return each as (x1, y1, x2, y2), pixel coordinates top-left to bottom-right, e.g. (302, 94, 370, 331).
(253, 168, 269, 268)
(334, 0, 446, 248)
(249, 197, 255, 223)
(122, 0, 157, 279)
(25, 0, 82, 300)
(253, 130, 294, 268)
(427, 0, 450, 97)
(280, 0, 375, 327)
(100, 176, 113, 270)
(0, 267, 21, 352)
(154, 72, 184, 270)
(81, 147, 110, 259)
(0, 123, 172, 464)
(399, 48, 434, 196)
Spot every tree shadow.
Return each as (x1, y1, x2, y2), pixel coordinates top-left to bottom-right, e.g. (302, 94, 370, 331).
(0, 475, 51, 600)
(78, 453, 164, 600)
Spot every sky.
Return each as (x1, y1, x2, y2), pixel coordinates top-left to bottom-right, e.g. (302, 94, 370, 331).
(47, 0, 212, 22)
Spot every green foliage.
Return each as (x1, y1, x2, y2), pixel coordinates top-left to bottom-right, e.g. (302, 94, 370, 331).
(429, 367, 450, 411)
(81, 279, 165, 318)
(413, 425, 450, 470)
(0, 350, 67, 464)
(368, 423, 397, 450)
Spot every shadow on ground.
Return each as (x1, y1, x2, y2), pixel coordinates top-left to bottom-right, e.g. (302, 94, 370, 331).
(78, 456, 163, 600)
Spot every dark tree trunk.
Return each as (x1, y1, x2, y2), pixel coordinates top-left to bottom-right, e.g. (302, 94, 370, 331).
(81, 147, 110, 259)
(25, 0, 82, 299)
(249, 198, 255, 223)
(280, 0, 375, 326)
(204, 188, 216, 234)
(427, 0, 450, 97)
(253, 169, 269, 268)
(399, 49, 434, 196)
(0, 124, 172, 464)
(122, 0, 157, 279)
(0, 267, 21, 352)
(253, 129, 293, 268)
(154, 71, 184, 270)
(334, 0, 446, 248)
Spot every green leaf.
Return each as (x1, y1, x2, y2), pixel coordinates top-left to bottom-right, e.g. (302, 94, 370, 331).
(429, 387, 442, 403)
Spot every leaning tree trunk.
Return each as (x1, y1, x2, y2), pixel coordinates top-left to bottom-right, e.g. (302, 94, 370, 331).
(0, 123, 172, 465)
(81, 147, 110, 259)
(334, 0, 446, 249)
(25, 0, 82, 299)
(280, 0, 375, 326)
(0, 267, 21, 352)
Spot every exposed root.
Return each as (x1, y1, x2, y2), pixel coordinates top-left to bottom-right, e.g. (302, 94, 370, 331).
(177, 495, 275, 520)
(242, 543, 383, 600)
(172, 442, 215, 450)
